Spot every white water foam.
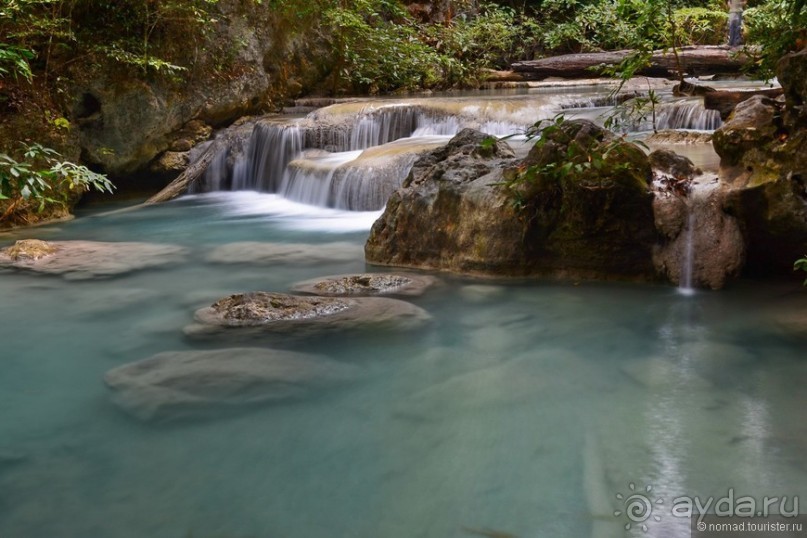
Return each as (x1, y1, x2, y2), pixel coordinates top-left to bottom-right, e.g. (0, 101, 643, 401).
(181, 191, 384, 232)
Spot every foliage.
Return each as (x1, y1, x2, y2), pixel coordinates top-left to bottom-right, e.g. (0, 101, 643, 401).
(323, 0, 443, 92)
(322, 1, 539, 92)
(744, 0, 807, 80)
(604, 87, 662, 132)
(796, 256, 807, 285)
(0, 43, 35, 81)
(0, 143, 114, 220)
(671, 7, 728, 46)
(496, 115, 636, 210)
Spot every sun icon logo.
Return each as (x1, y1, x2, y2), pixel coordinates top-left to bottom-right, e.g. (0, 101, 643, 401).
(613, 482, 664, 532)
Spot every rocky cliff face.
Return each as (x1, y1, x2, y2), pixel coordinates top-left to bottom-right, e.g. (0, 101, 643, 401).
(69, 1, 326, 178)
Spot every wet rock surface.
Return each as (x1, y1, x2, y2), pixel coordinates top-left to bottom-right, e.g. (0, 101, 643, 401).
(649, 149, 701, 180)
(291, 273, 437, 297)
(366, 123, 658, 281)
(105, 348, 359, 422)
(652, 184, 745, 290)
(0, 240, 188, 279)
(206, 241, 364, 265)
(185, 291, 431, 339)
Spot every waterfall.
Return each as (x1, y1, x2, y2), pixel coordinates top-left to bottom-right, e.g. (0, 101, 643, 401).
(188, 91, 724, 212)
(679, 207, 696, 295)
(232, 122, 304, 192)
(656, 101, 722, 131)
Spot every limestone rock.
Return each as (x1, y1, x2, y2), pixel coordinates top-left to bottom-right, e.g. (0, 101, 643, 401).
(710, 49, 807, 275)
(1, 239, 57, 261)
(0, 240, 188, 279)
(652, 186, 745, 289)
(649, 149, 701, 180)
(291, 273, 438, 297)
(712, 95, 782, 168)
(777, 47, 807, 124)
(645, 130, 713, 145)
(105, 348, 359, 422)
(366, 123, 658, 281)
(149, 151, 189, 176)
(185, 291, 431, 339)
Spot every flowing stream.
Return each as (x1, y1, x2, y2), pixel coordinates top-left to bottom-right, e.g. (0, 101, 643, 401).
(1, 81, 804, 538)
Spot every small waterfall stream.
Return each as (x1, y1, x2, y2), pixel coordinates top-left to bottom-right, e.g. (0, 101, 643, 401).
(679, 208, 697, 295)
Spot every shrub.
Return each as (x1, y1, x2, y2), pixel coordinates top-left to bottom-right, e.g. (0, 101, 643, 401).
(0, 143, 114, 223)
(671, 7, 729, 45)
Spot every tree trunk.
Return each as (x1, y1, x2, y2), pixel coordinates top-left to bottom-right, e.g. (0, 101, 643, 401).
(146, 140, 224, 204)
(510, 46, 748, 80)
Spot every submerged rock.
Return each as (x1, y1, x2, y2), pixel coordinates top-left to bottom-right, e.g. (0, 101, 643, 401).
(105, 348, 359, 422)
(290, 272, 438, 297)
(205, 241, 364, 265)
(645, 130, 713, 145)
(0, 240, 188, 279)
(366, 123, 658, 281)
(1, 239, 57, 261)
(185, 291, 431, 339)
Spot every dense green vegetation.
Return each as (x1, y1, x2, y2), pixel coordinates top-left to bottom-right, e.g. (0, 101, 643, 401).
(0, 143, 114, 224)
(2, 0, 804, 97)
(0, 0, 805, 226)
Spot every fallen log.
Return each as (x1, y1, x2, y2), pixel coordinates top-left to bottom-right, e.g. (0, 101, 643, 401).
(511, 46, 748, 80)
(703, 88, 784, 119)
(145, 126, 248, 204)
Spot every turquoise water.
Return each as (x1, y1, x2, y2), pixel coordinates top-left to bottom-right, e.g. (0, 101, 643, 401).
(1, 192, 805, 538)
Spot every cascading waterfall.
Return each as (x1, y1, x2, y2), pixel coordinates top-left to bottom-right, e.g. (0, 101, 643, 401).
(190, 90, 725, 212)
(655, 100, 722, 131)
(232, 123, 304, 192)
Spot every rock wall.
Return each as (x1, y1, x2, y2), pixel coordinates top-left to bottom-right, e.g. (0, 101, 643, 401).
(69, 1, 327, 178)
(712, 47, 807, 275)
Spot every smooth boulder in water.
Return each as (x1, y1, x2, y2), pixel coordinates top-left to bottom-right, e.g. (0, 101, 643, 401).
(290, 272, 438, 297)
(104, 348, 359, 422)
(185, 291, 431, 339)
(205, 241, 364, 265)
(0, 239, 188, 279)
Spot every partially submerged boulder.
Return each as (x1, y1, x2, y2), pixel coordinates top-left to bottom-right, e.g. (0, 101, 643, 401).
(1, 239, 57, 261)
(290, 273, 438, 297)
(206, 241, 364, 265)
(185, 291, 431, 339)
(105, 348, 359, 422)
(366, 123, 658, 281)
(0, 240, 188, 279)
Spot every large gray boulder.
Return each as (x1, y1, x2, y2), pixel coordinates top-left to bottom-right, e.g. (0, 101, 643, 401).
(105, 348, 359, 422)
(366, 124, 659, 281)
